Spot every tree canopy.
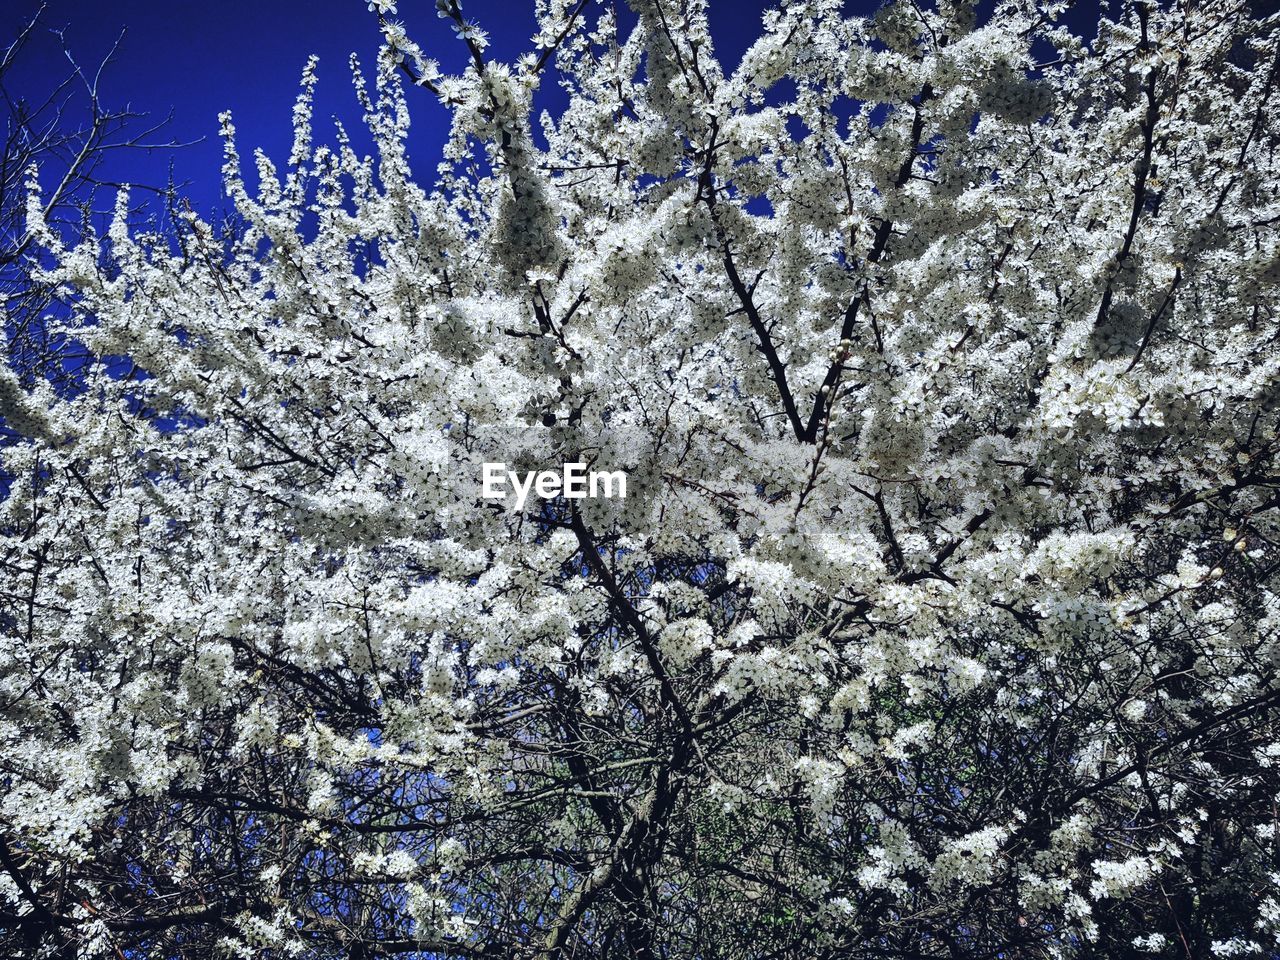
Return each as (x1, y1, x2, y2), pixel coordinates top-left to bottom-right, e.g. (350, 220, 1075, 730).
(3, 0, 1280, 957)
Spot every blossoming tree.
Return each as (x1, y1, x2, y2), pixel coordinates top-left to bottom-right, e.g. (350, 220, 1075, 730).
(3, 0, 1280, 956)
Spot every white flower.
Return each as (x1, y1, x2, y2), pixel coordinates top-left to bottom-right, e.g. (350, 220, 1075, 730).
(1121, 699, 1148, 722)
(454, 21, 488, 47)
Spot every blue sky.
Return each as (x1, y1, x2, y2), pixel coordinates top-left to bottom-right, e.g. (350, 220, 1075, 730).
(4, 0, 816, 221)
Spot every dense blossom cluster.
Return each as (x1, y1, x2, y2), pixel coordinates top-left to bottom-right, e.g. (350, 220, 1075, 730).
(3, 0, 1280, 957)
